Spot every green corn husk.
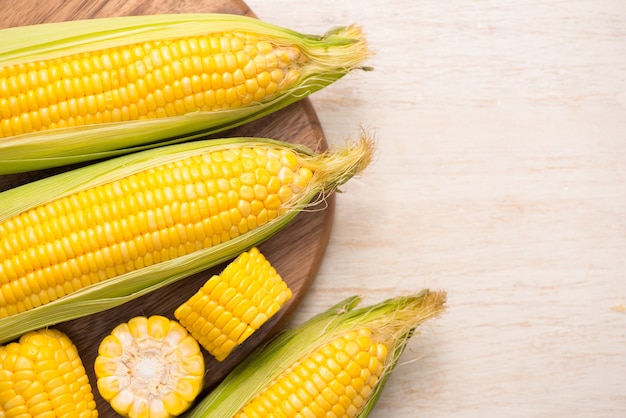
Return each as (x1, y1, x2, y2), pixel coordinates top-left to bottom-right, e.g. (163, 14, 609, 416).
(0, 13, 371, 174)
(0, 134, 374, 344)
(189, 289, 446, 417)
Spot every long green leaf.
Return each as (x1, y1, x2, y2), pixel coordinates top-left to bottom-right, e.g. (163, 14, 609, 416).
(0, 14, 335, 65)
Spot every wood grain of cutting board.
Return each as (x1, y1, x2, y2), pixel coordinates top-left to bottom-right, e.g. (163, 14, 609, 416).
(0, 0, 335, 415)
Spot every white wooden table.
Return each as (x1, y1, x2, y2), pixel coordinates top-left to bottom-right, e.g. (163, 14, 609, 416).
(247, 1, 626, 416)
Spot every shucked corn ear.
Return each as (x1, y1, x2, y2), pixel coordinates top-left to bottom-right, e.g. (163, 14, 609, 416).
(94, 315, 204, 418)
(175, 247, 292, 361)
(0, 328, 97, 417)
(0, 13, 371, 174)
(188, 290, 446, 418)
(0, 134, 374, 344)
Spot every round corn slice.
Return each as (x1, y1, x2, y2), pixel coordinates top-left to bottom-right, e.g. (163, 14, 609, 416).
(94, 315, 205, 418)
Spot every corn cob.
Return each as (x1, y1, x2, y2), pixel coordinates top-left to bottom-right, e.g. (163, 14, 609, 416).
(0, 134, 373, 344)
(188, 290, 446, 418)
(0, 13, 370, 174)
(94, 315, 204, 418)
(0, 328, 97, 418)
(175, 247, 292, 361)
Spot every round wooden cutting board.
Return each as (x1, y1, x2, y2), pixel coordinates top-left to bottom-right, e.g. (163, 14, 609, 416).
(0, 1, 335, 415)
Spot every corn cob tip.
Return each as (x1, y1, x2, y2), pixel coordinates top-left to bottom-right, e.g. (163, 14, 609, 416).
(375, 289, 447, 337)
(303, 132, 375, 199)
(322, 289, 447, 365)
(299, 24, 373, 84)
(322, 24, 373, 67)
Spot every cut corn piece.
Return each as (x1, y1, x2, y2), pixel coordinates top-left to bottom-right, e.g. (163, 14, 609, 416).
(0, 328, 97, 418)
(188, 290, 447, 418)
(94, 315, 204, 418)
(0, 135, 374, 344)
(0, 13, 371, 173)
(175, 247, 292, 361)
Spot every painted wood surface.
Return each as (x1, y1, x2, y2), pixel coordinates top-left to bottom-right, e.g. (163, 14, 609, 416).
(244, 1, 626, 417)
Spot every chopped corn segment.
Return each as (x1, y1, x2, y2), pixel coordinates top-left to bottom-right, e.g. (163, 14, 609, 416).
(236, 327, 386, 418)
(175, 247, 292, 361)
(0, 328, 97, 418)
(94, 315, 204, 418)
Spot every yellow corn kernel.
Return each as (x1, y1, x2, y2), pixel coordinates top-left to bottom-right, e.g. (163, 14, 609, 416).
(0, 328, 97, 418)
(175, 247, 291, 361)
(94, 315, 204, 418)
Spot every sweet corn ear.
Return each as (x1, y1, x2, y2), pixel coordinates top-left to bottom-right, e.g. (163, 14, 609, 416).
(0, 134, 374, 344)
(94, 315, 204, 418)
(188, 290, 446, 417)
(0, 328, 97, 418)
(236, 327, 386, 417)
(175, 247, 291, 361)
(0, 13, 371, 173)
